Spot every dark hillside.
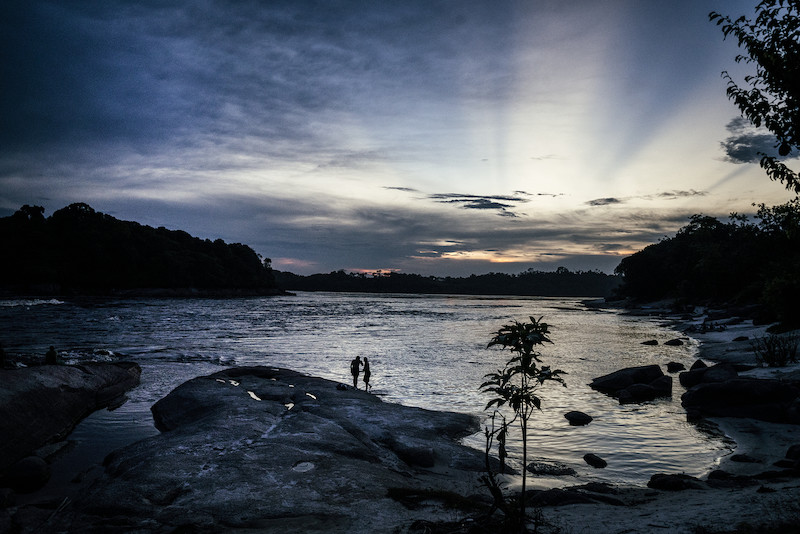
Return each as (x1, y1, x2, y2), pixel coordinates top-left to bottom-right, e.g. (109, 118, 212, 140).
(0, 203, 278, 296)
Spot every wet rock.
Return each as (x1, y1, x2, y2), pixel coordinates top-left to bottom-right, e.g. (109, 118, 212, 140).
(679, 363, 738, 388)
(564, 410, 593, 426)
(618, 383, 659, 404)
(666, 362, 686, 373)
(690, 359, 708, 371)
(642, 340, 659, 346)
(51, 367, 487, 533)
(583, 453, 607, 468)
(0, 362, 141, 474)
(730, 454, 760, 463)
(2, 456, 50, 493)
(733, 336, 749, 342)
(786, 444, 800, 461)
(527, 460, 576, 476)
(664, 338, 684, 346)
(647, 473, 706, 491)
(681, 378, 800, 423)
(590, 364, 664, 394)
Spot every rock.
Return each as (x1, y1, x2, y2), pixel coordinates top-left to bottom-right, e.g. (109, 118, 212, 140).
(618, 383, 658, 404)
(666, 361, 686, 373)
(730, 454, 760, 463)
(690, 359, 707, 371)
(2, 456, 50, 493)
(527, 460, 576, 476)
(664, 338, 684, 346)
(681, 378, 800, 423)
(0, 362, 141, 474)
(679, 363, 738, 388)
(590, 364, 664, 394)
(583, 453, 607, 468)
(733, 336, 749, 342)
(642, 339, 659, 346)
(51, 367, 488, 533)
(618, 375, 672, 404)
(787, 444, 800, 460)
(564, 411, 593, 426)
(647, 473, 706, 491)
(773, 459, 797, 469)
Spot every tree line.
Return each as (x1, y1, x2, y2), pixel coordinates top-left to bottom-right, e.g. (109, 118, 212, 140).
(0, 203, 278, 295)
(613, 198, 800, 328)
(274, 267, 621, 297)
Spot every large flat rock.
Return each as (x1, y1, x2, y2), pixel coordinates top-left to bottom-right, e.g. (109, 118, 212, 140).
(0, 362, 142, 473)
(52, 367, 485, 533)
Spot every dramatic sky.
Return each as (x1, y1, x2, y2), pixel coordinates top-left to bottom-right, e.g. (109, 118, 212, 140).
(2, 1, 797, 276)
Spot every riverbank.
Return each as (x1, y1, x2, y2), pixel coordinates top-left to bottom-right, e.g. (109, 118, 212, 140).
(533, 304, 800, 533)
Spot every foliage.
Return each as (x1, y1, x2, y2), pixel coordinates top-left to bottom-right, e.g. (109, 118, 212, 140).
(710, 1, 800, 193)
(275, 267, 621, 297)
(480, 317, 565, 532)
(614, 198, 800, 327)
(751, 333, 799, 366)
(0, 203, 277, 295)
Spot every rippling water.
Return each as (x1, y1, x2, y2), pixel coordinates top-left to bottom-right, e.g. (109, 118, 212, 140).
(1, 292, 727, 487)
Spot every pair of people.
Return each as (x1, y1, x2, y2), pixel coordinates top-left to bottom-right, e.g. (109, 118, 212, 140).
(349, 356, 371, 390)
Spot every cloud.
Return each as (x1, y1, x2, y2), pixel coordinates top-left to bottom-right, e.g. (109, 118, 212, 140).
(720, 117, 777, 164)
(429, 193, 529, 217)
(586, 197, 623, 206)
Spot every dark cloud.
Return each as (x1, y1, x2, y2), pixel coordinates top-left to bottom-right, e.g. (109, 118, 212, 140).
(429, 193, 528, 217)
(720, 117, 777, 164)
(651, 189, 707, 199)
(384, 186, 419, 193)
(586, 197, 623, 206)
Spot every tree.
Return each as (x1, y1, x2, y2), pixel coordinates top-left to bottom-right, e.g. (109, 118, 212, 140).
(710, 1, 800, 193)
(480, 317, 565, 532)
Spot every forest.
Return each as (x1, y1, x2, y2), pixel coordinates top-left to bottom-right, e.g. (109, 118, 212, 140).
(274, 267, 621, 297)
(613, 198, 800, 328)
(0, 203, 278, 295)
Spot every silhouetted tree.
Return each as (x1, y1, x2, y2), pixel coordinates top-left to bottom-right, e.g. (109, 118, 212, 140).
(710, 1, 800, 193)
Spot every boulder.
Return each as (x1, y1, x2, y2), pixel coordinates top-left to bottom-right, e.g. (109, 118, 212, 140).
(666, 362, 686, 373)
(647, 473, 706, 491)
(664, 338, 684, 346)
(618, 383, 658, 404)
(527, 460, 576, 476)
(583, 453, 607, 468)
(690, 359, 708, 371)
(679, 363, 738, 388)
(50, 367, 489, 533)
(730, 454, 760, 463)
(0, 362, 141, 474)
(590, 364, 664, 394)
(564, 411, 593, 426)
(681, 378, 800, 423)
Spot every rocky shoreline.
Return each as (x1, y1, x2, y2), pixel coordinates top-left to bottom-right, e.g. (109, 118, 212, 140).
(2, 308, 800, 533)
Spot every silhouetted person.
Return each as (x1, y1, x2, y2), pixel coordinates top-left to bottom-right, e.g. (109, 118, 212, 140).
(362, 357, 371, 391)
(350, 356, 362, 388)
(45, 346, 57, 365)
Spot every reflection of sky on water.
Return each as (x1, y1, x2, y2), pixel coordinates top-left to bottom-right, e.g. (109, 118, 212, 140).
(1, 293, 722, 486)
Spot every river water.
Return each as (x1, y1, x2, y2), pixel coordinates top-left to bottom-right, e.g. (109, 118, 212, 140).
(1, 292, 728, 488)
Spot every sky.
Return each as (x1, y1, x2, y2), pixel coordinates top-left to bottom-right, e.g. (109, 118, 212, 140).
(1, 0, 797, 276)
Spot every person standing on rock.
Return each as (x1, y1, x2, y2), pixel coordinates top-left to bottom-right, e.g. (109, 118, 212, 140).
(350, 356, 362, 389)
(362, 357, 371, 391)
(45, 346, 58, 365)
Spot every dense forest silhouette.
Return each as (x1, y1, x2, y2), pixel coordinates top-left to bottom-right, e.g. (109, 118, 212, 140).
(274, 267, 621, 297)
(0, 203, 278, 296)
(614, 199, 800, 328)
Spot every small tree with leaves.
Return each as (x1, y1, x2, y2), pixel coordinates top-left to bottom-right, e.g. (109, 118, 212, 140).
(480, 316, 565, 532)
(710, 1, 800, 194)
